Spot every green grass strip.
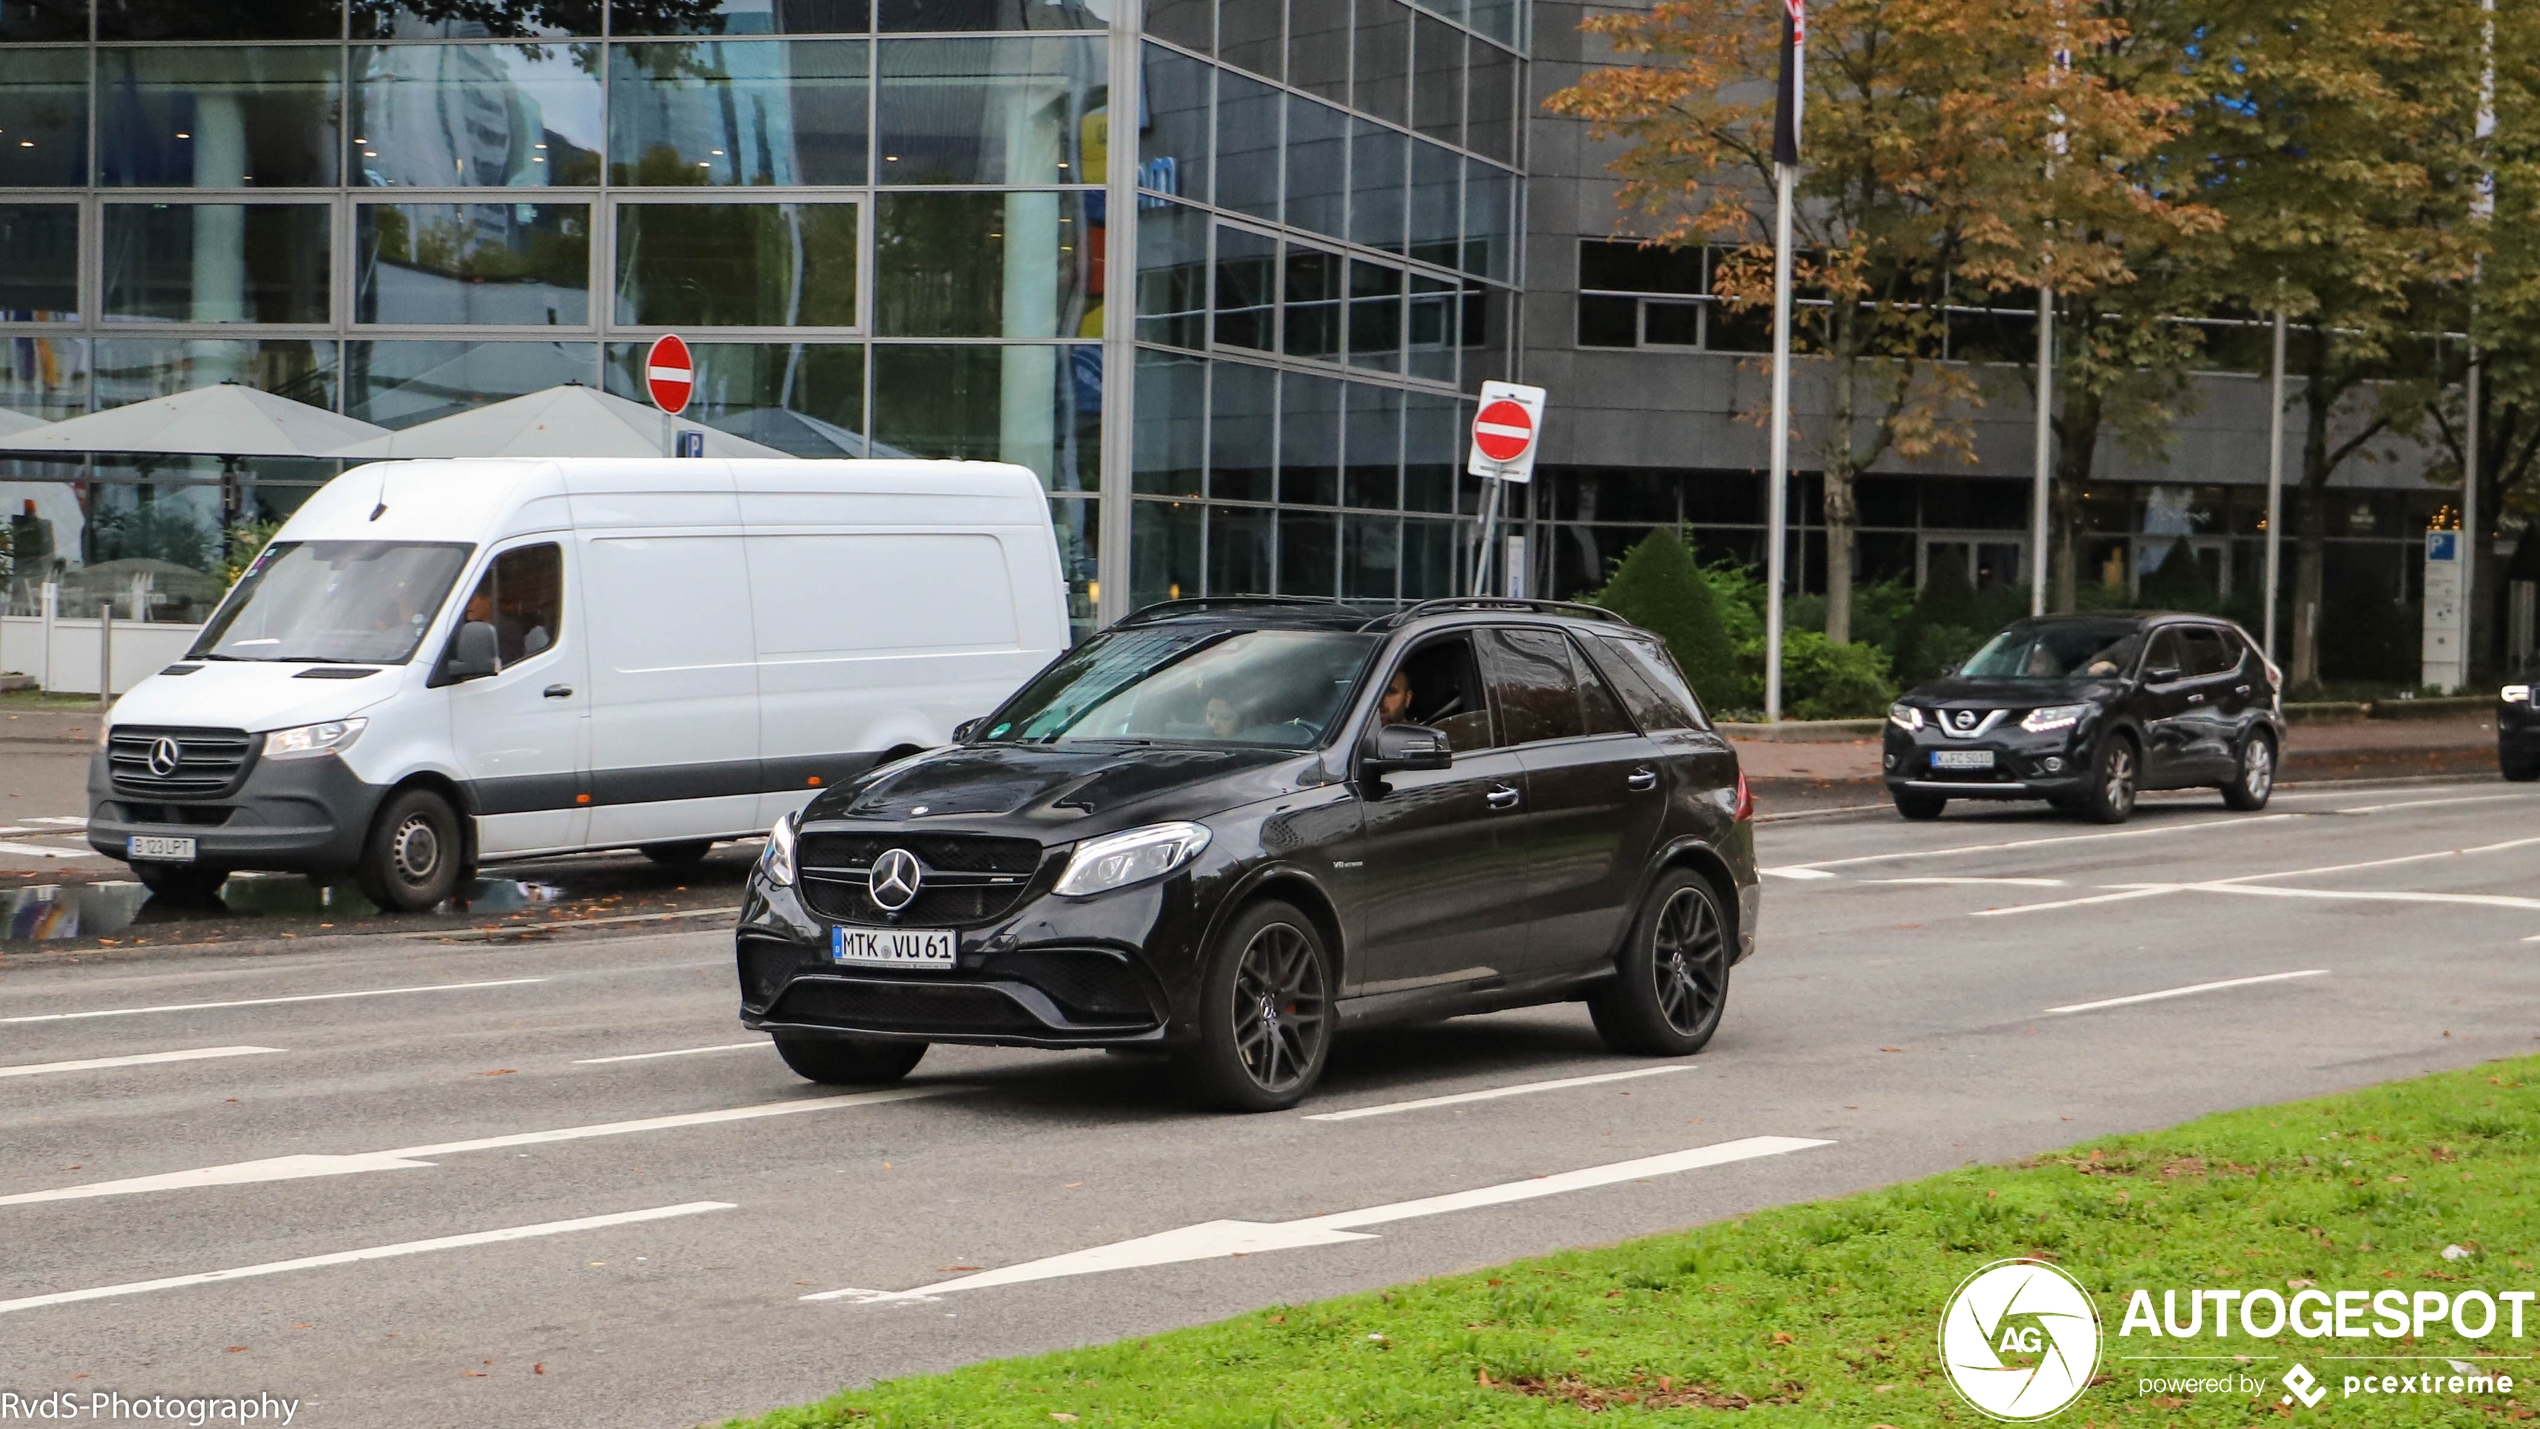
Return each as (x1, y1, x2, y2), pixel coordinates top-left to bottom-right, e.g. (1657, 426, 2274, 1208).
(728, 1055, 2540, 1427)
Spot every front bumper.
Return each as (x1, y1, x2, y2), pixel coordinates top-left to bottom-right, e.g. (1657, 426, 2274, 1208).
(1880, 720, 2094, 800)
(86, 747, 385, 874)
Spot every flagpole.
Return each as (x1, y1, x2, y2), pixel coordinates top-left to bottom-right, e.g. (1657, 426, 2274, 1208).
(2264, 302, 2287, 663)
(2029, 288, 2051, 616)
(1764, 0, 1802, 722)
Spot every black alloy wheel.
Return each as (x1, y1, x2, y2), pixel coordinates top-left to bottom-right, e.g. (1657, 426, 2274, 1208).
(1180, 900, 1334, 1112)
(356, 787, 464, 912)
(2081, 734, 2138, 824)
(2222, 731, 2277, 810)
(773, 1033, 928, 1085)
(1892, 789, 1947, 821)
(1590, 870, 1730, 1057)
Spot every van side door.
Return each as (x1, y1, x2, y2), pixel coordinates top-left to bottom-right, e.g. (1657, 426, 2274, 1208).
(441, 540, 589, 857)
(580, 533, 762, 846)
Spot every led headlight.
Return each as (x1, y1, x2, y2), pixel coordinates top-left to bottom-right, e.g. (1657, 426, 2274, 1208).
(1887, 702, 1925, 731)
(762, 810, 799, 886)
(2503, 684, 2533, 705)
(262, 717, 367, 759)
(2021, 703, 2091, 734)
(1053, 822, 1213, 897)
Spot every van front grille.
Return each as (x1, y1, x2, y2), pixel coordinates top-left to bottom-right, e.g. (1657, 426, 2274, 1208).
(108, 726, 255, 799)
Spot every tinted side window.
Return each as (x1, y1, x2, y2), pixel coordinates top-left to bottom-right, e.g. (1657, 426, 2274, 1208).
(2142, 628, 2185, 680)
(1480, 627, 1586, 744)
(1390, 633, 1498, 751)
(1569, 635, 1635, 735)
(2184, 626, 2238, 677)
(458, 542, 563, 668)
(1591, 634, 1702, 730)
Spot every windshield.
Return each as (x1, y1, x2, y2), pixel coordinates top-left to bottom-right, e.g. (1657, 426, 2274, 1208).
(189, 541, 473, 665)
(979, 627, 1381, 747)
(1957, 623, 2144, 681)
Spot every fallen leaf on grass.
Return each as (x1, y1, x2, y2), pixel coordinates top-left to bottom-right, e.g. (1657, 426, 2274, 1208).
(1495, 1375, 1795, 1412)
(533, 1365, 545, 1375)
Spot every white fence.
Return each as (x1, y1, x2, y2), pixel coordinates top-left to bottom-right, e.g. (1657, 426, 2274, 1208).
(0, 610, 205, 696)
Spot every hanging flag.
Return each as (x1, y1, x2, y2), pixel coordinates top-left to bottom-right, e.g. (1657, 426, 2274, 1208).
(1771, 0, 1805, 168)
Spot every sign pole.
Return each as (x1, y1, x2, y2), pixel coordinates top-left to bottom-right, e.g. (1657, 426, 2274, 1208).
(1764, 160, 1796, 721)
(1472, 474, 1503, 596)
(2264, 306, 2287, 663)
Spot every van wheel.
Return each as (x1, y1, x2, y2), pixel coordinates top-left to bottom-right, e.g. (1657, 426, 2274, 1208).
(2222, 731, 2277, 810)
(1590, 870, 1729, 1057)
(2082, 734, 2139, 824)
(1892, 790, 1947, 820)
(131, 861, 229, 903)
(640, 840, 715, 867)
(1177, 900, 1334, 1112)
(773, 1034, 927, 1085)
(356, 788, 463, 912)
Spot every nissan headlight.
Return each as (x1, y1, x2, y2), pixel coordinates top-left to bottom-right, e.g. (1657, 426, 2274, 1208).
(1053, 822, 1213, 897)
(262, 718, 367, 759)
(762, 810, 799, 886)
(2021, 703, 2091, 734)
(2503, 684, 2533, 705)
(1887, 702, 1925, 731)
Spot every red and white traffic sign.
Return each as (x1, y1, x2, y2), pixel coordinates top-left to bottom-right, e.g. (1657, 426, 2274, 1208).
(1466, 381, 1547, 483)
(645, 333, 694, 415)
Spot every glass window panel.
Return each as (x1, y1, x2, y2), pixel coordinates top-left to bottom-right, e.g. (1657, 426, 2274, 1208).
(1402, 514, 1454, 596)
(0, 50, 86, 187)
(1412, 0, 1461, 21)
(1131, 498, 1203, 607)
(1410, 14, 1461, 148)
(352, 45, 604, 189)
(1347, 259, 1402, 372)
(0, 206, 80, 322)
(1284, 96, 1347, 240)
(614, 0, 869, 36)
(1463, 159, 1513, 281)
(1209, 503, 1272, 594)
(100, 0, 336, 40)
(870, 342, 1100, 492)
(1213, 71, 1281, 223)
(1354, 0, 1409, 125)
(604, 339, 866, 452)
(875, 36, 1104, 186)
(1135, 199, 1209, 350)
(355, 203, 590, 326)
(1576, 293, 1637, 347)
(1458, 279, 1508, 382)
(1219, 0, 1282, 81)
(1644, 300, 1699, 346)
(1277, 507, 1336, 594)
(1406, 269, 1456, 382)
(1465, 40, 1513, 164)
(103, 204, 332, 324)
(1143, 0, 1209, 53)
(346, 339, 597, 427)
(1343, 513, 1399, 598)
(1288, 0, 1348, 103)
(1139, 43, 1210, 208)
(1283, 243, 1342, 361)
(94, 338, 338, 411)
(876, 190, 1096, 338)
(1403, 388, 1456, 511)
(1280, 370, 1339, 506)
(611, 41, 869, 186)
(1049, 493, 1098, 635)
(99, 48, 343, 188)
(1467, 0, 1514, 46)
(0, 335, 89, 421)
(1350, 120, 1407, 255)
(1208, 358, 1275, 502)
(1407, 137, 1459, 267)
(879, 0, 1103, 30)
(614, 201, 860, 327)
(1212, 224, 1276, 352)
(1132, 349, 1204, 496)
(353, 0, 586, 39)
(1343, 381, 1401, 509)
(1, 0, 86, 41)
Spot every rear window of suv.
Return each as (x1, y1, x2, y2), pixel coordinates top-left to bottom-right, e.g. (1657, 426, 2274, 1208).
(1589, 633, 1706, 730)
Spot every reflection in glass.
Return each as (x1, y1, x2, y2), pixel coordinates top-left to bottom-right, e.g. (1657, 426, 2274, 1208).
(1, 0, 86, 41)
(0, 51, 86, 187)
(1280, 371, 1339, 507)
(1130, 498, 1203, 607)
(100, 0, 337, 40)
(869, 342, 1100, 491)
(1411, 14, 1461, 149)
(1402, 514, 1454, 595)
(1464, 160, 1513, 281)
(1459, 279, 1503, 380)
(1213, 71, 1281, 223)
(1278, 508, 1336, 595)
(1347, 260, 1402, 372)
(1143, 0, 1209, 54)
(1132, 350, 1204, 497)
(1288, 0, 1348, 104)
(1283, 244, 1342, 361)
(1407, 270, 1457, 383)
(0, 206, 79, 322)
(1285, 97, 1346, 240)
(1213, 224, 1276, 352)
(1217, 0, 1280, 81)
(1408, 138, 1459, 267)
(1351, 120, 1406, 255)
(0, 335, 89, 421)
(1404, 388, 1457, 511)
(354, 46, 604, 189)
(880, 0, 1104, 29)
(1344, 382, 1402, 509)
(1139, 43, 1210, 208)
(94, 338, 339, 412)
(353, 0, 584, 39)
(1050, 492, 1099, 635)
(1209, 359, 1274, 502)
(1467, 0, 1516, 46)
(1135, 200, 1209, 350)
(1355, 0, 1410, 125)
(612, 41, 870, 186)
(875, 190, 1098, 338)
(1466, 41, 1514, 164)
(616, 202, 859, 326)
(604, 340, 866, 453)
(346, 340, 599, 427)
(356, 204, 591, 326)
(99, 47, 341, 188)
(614, 0, 870, 36)
(1343, 513, 1400, 598)
(875, 37, 1103, 186)
(1210, 504, 1271, 593)
(104, 205, 332, 324)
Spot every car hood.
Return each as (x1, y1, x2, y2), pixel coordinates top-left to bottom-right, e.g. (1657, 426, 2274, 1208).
(104, 662, 405, 734)
(802, 742, 1323, 839)
(1903, 675, 2126, 709)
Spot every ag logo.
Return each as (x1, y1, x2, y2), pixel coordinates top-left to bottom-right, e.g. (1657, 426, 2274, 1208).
(1939, 1258, 2102, 1421)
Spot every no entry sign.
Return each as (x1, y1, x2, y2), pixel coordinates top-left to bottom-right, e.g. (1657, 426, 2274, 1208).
(1466, 381, 1547, 482)
(645, 333, 694, 416)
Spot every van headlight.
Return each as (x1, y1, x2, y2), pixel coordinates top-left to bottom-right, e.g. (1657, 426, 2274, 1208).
(262, 718, 367, 759)
(1888, 703, 1924, 731)
(1054, 822, 1213, 897)
(762, 811, 799, 887)
(2021, 703, 2091, 734)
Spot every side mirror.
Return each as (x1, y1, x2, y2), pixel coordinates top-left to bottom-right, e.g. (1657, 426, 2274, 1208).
(2146, 664, 2182, 684)
(443, 621, 501, 682)
(953, 718, 982, 742)
(1364, 722, 1453, 774)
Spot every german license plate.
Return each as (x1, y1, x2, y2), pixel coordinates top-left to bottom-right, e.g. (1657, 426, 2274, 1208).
(831, 926, 956, 969)
(128, 834, 196, 861)
(1931, 749, 1996, 771)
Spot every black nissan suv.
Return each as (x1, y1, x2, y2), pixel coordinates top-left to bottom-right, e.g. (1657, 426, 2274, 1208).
(1883, 612, 2287, 823)
(735, 597, 1758, 1111)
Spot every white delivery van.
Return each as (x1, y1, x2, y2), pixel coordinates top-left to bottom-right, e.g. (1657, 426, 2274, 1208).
(88, 458, 1071, 910)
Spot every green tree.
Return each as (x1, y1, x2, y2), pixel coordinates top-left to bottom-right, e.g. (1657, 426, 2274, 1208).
(1584, 528, 1743, 710)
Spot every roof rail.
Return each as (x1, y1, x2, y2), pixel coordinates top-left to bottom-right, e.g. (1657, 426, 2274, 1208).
(1359, 597, 1635, 631)
(1114, 595, 1357, 627)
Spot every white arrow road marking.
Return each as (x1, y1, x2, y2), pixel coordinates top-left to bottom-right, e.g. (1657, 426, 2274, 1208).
(1770, 813, 2301, 876)
(0, 841, 99, 858)
(0, 977, 547, 1025)
(803, 1135, 1832, 1305)
(0, 1202, 734, 1316)
(1865, 877, 2069, 887)
(1303, 1065, 1693, 1121)
(574, 1041, 764, 1065)
(0, 1085, 960, 1207)
(2045, 969, 2328, 1016)
(1758, 866, 1838, 880)
(0, 1046, 282, 1080)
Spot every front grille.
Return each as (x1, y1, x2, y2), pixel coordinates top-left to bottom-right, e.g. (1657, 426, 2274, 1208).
(986, 948, 1154, 1023)
(797, 832, 1049, 927)
(798, 833, 1042, 874)
(772, 978, 1044, 1035)
(108, 725, 254, 799)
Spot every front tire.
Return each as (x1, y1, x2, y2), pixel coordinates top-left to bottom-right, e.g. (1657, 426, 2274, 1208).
(2081, 734, 2139, 824)
(1177, 899, 1334, 1112)
(356, 787, 464, 912)
(1589, 870, 1730, 1057)
(130, 860, 229, 903)
(2222, 731, 2277, 810)
(773, 1034, 927, 1085)
(1891, 790, 1947, 821)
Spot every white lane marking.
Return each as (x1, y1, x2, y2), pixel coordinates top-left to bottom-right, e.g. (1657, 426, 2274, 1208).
(21, 817, 89, 828)
(1973, 831, 2540, 917)
(2176, 884, 2540, 913)
(804, 1135, 1832, 1304)
(1303, 1065, 1692, 1121)
(1974, 886, 2181, 917)
(0, 1085, 959, 1207)
(0, 1046, 281, 1080)
(0, 1202, 733, 1316)
(2045, 969, 2328, 1015)
(0, 827, 33, 836)
(1768, 813, 2299, 874)
(2334, 793, 2540, 814)
(0, 978, 547, 1025)
(1865, 876, 2068, 887)
(1759, 866, 1839, 880)
(0, 840, 99, 859)
(574, 1041, 764, 1065)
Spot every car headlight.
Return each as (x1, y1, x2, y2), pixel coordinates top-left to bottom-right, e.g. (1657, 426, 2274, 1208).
(762, 810, 799, 887)
(262, 718, 367, 759)
(1053, 821, 1213, 898)
(2503, 684, 2533, 705)
(1888, 703, 1925, 731)
(2021, 703, 2091, 734)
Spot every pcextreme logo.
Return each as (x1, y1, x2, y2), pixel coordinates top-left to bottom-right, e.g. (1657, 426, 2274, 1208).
(1940, 1259, 2104, 1421)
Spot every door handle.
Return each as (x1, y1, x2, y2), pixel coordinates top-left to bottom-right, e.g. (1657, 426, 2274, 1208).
(2187, 693, 2205, 705)
(2235, 684, 2251, 695)
(543, 684, 575, 699)
(1627, 768, 1659, 791)
(1485, 784, 1521, 810)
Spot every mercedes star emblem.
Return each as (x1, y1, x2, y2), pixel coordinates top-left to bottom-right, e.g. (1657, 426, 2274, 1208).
(868, 847, 924, 911)
(147, 736, 183, 777)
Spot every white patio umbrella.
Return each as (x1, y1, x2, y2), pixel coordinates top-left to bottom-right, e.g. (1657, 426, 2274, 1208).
(0, 409, 47, 438)
(0, 383, 386, 457)
(328, 384, 790, 460)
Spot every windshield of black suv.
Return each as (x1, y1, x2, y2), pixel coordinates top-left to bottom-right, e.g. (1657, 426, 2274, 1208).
(979, 627, 1382, 747)
(189, 540, 473, 665)
(1957, 621, 2145, 681)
